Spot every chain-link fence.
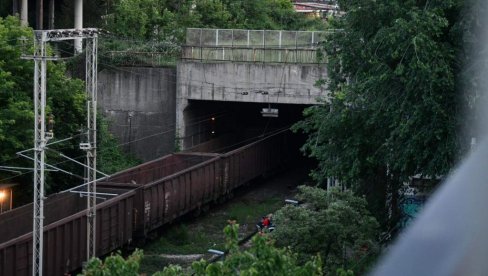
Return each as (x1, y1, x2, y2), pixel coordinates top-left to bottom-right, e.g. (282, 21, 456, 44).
(183, 28, 327, 63)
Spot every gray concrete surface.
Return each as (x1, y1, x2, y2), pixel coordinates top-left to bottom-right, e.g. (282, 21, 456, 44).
(176, 62, 328, 149)
(98, 67, 176, 161)
(177, 62, 328, 104)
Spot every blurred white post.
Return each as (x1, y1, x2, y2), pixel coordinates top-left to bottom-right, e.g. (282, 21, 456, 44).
(215, 29, 219, 60)
(74, 0, 83, 53)
(247, 30, 250, 61)
(279, 31, 282, 62)
(21, 0, 28, 26)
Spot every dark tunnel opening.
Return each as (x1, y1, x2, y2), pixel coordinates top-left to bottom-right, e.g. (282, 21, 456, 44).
(182, 100, 311, 150)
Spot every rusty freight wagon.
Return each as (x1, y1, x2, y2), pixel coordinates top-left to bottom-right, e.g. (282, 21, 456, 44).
(0, 129, 293, 275)
(134, 129, 291, 236)
(0, 185, 136, 276)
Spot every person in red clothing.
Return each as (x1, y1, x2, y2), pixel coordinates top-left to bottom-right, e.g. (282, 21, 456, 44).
(262, 216, 270, 228)
(257, 214, 274, 233)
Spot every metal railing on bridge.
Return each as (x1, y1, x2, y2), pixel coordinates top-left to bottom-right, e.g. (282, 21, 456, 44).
(183, 28, 328, 64)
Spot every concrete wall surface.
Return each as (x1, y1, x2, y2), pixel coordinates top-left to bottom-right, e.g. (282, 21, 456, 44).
(98, 67, 176, 161)
(177, 62, 328, 105)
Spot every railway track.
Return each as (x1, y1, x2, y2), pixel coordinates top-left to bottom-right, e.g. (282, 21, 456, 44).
(0, 129, 300, 276)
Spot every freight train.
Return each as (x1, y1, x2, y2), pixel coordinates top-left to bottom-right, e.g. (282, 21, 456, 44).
(0, 129, 294, 275)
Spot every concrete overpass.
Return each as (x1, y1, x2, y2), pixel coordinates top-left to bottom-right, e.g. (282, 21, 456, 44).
(176, 28, 329, 149)
(97, 28, 330, 159)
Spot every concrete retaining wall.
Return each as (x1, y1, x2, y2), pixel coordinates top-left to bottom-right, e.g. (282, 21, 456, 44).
(176, 61, 328, 149)
(177, 61, 328, 105)
(98, 67, 176, 161)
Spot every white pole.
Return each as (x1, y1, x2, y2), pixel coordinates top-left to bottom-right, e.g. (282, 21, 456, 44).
(216, 29, 219, 60)
(21, 0, 28, 26)
(279, 31, 282, 62)
(74, 0, 83, 53)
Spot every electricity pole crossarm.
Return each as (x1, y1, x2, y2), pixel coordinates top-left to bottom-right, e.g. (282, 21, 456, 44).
(23, 28, 99, 276)
(42, 28, 99, 42)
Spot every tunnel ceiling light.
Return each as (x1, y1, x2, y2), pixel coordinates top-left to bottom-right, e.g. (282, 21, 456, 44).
(261, 108, 279, 118)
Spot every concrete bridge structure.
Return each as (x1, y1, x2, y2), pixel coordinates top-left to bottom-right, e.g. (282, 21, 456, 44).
(97, 28, 329, 159)
(176, 28, 329, 149)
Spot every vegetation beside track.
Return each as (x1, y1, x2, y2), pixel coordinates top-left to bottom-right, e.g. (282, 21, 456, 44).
(139, 166, 310, 274)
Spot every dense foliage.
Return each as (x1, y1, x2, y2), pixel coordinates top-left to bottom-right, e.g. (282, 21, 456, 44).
(80, 192, 376, 275)
(80, 223, 323, 276)
(188, 223, 322, 276)
(0, 16, 85, 197)
(106, 0, 324, 39)
(293, 0, 465, 231)
(273, 186, 379, 275)
(95, 0, 325, 66)
(0, 16, 138, 203)
(81, 249, 143, 276)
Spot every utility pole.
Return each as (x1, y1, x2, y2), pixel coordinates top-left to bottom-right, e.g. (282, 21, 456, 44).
(30, 31, 49, 276)
(84, 32, 98, 261)
(23, 28, 99, 276)
(74, 0, 83, 53)
(20, 0, 28, 26)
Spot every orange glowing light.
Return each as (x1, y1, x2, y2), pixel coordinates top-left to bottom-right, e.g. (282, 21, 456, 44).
(0, 191, 5, 201)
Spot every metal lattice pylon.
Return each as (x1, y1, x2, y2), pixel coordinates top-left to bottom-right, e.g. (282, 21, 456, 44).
(25, 28, 99, 276)
(85, 35, 98, 261)
(32, 31, 47, 276)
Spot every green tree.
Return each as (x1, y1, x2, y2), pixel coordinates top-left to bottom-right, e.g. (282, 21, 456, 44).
(188, 223, 322, 276)
(107, 0, 197, 41)
(105, 0, 325, 41)
(0, 16, 139, 202)
(100, 0, 325, 66)
(0, 16, 86, 197)
(294, 0, 465, 230)
(193, 0, 232, 29)
(221, 0, 323, 30)
(80, 249, 143, 276)
(272, 186, 379, 275)
(80, 224, 323, 276)
(97, 117, 140, 174)
(109, 0, 161, 39)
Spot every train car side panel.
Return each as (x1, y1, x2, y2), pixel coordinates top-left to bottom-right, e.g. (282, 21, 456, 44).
(184, 173, 192, 213)
(190, 169, 201, 208)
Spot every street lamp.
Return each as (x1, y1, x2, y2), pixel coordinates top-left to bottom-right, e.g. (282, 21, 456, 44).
(0, 190, 5, 213)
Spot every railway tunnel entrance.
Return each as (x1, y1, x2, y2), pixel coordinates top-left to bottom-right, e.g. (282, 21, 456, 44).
(179, 100, 311, 153)
(177, 28, 329, 152)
